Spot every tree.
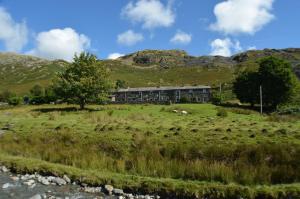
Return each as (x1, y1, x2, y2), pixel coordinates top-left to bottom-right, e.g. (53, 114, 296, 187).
(258, 57, 299, 108)
(53, 52, 111, 109)
(0, 90, 16, 102)
(30, 84, 44, 97)
(115, 79, 127, 89)
(233, 71, 259, 107)
(233, 56, 299, 109)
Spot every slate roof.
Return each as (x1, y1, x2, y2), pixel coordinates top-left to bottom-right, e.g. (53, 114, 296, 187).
(116, 85, 211, 92)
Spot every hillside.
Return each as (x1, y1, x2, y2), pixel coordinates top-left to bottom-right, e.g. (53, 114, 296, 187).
(0, 53, 67, 93)
(0, 49, 300, 94)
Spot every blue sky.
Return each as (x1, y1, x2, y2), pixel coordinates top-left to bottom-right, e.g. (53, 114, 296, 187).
(0, 0, 299, 61)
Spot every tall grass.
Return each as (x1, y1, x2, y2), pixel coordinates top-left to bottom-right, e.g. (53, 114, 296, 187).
(0, 128, 299, 185)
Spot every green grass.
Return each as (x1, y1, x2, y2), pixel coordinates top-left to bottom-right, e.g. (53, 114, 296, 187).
(0, 153, 300, 199)
(0, 104, 300, 198)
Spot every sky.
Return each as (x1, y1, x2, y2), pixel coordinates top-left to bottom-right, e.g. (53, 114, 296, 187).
(0, 0, 299, 61)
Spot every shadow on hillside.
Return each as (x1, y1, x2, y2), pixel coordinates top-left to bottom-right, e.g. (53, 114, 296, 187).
(32, 107, 101, 113)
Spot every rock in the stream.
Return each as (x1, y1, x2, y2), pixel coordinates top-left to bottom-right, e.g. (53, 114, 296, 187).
(0, 166, 9, 172)
(40, 178, 50, 186)
(2, 183, 12, 189)
(21, 174, 32, 181)
(29, 194, 42, 199)
(63, 174, 71, 183)
(51, 177, 66, 186)
(104, 184, 114, 194)
(83, 186, 102, 193)
(10, 176, 19, 181)
(113, 188, 124, 196)
(23, 179, 35, 186)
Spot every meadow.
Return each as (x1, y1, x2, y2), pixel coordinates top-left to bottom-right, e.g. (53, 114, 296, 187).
(0, 104, 299, 198)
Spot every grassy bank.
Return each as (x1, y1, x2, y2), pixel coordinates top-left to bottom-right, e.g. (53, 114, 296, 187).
(0, 104, 299, 198)
(0, 153, 299, 199)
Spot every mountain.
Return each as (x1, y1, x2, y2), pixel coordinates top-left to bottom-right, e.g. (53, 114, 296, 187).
(0, 49, 300, 94)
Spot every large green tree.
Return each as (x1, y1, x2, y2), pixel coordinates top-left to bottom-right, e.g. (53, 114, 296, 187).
(233, 57, 299, 109)
(233, 71, 259, 107)
(53, 52, 111, 109)
(259, 57, 299, 108)
(30, 84, 44, 97)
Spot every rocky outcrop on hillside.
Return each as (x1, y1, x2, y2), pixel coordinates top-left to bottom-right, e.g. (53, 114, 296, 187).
(120, 50, 235, 68)
(118, 49, 300, 79)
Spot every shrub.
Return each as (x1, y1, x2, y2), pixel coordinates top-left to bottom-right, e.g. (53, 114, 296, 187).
(228, 108, 255, 115)
(179, 97, 190, 103)
(277, 104, 300, 115)
(30, 96, 46, 105)
(216, 108, 228, 117)
(211, 93, 223, 105)
(8, 96, 21, 106)
(107, 110, 114, 116)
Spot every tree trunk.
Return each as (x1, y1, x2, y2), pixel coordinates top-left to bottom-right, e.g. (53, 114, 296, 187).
(79, 98, 85, 110)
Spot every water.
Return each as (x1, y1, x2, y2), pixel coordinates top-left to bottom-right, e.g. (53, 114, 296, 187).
(0, 172, 115, 199)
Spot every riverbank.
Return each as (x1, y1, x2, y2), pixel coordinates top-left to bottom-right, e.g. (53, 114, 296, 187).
(1, 153, 300, 199)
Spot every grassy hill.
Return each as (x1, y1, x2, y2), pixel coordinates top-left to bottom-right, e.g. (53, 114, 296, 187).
(1, 48, 300, 94)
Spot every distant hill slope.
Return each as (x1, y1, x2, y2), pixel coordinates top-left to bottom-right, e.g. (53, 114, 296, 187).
(0, 49, 300, 94)
(0, 53, 68, 93)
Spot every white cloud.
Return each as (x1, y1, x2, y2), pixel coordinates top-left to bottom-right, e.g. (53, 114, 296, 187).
(0, 7, 28, 52)
(122, 0, 175, 29)
(117, 30, 144, 46)
(108, 53, 124, 60)
(210, 38, 242, 57)
(248, 46, 257, 50)
(210, 0, 275, 35)
(170, 30, 192, 45)
(28, 28, 90, 61)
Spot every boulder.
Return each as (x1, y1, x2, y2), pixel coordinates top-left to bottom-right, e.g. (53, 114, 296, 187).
(23, 179, 35, 186)
(29, 194, 42, 199)
(104, 184, 114, 194)
(52, 177, 66, 186)
(10, 176, 19, 181)
(113, 188, 124, 195)
(1, 166, 9, 172)
(83, 186, 102, 193)
(41, 178, 50, 186)
(63, 174, 71, 183)
(2, 183, 12, 189)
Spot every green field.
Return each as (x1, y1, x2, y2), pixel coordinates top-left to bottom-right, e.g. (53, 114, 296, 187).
(0, 104, 299, 198)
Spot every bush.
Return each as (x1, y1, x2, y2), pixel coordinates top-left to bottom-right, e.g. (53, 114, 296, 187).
(179, 97, 190, 103)
(8, 97, 21, 106)
(228, 108, 256, 115)
(216, 108, 228, 117)
(277, 104, 300, 115)
(211, 93, 223, 105)
(30, 96, 46, 105)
